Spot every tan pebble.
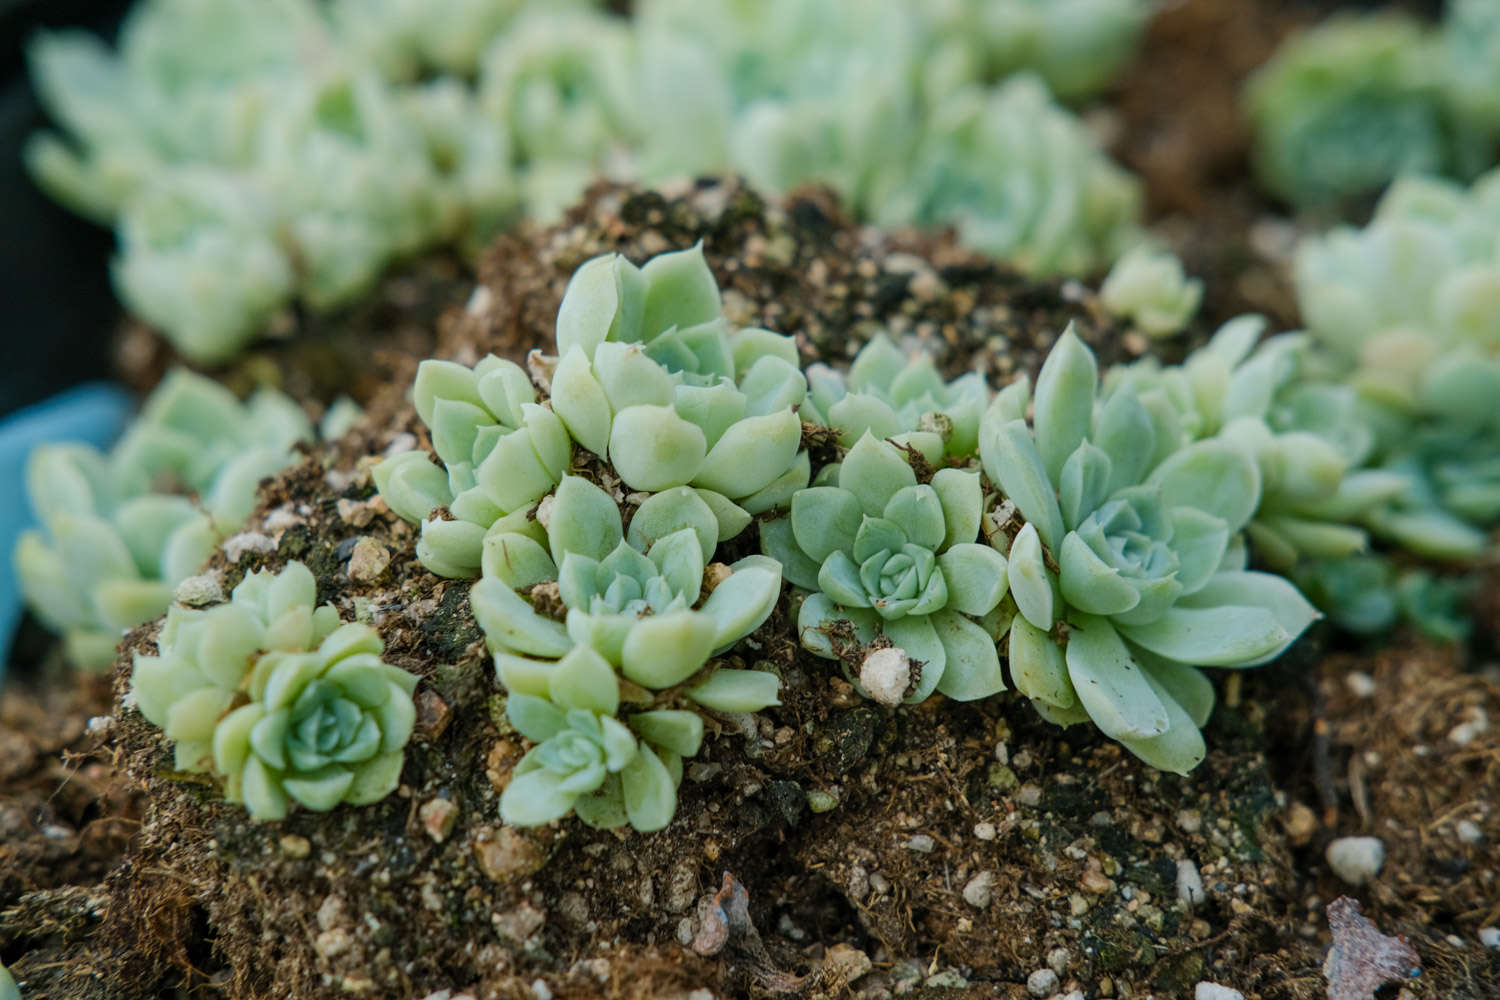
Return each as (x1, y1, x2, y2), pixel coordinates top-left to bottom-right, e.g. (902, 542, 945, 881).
(315, 927, 352, 959)
(419, 798, 459, 843)
(336, 498, 375, 528)
(474, 826, 543, 882)
(1283, 801, 1318, 846)
(1081, 867, 1115, 895)
(824, 942, 873, 984)
(347, 537, 390, 583)
(279, 834, 311, 859)
(486, 740, 521, 791)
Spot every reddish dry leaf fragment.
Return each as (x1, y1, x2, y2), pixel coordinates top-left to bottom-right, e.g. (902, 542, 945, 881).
(1323, 896, 1421, 1000)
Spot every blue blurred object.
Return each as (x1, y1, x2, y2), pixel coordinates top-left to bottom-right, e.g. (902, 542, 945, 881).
(0, 382, 134, 677)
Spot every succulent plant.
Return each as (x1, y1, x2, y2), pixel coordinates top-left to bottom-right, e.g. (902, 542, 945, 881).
(1244, 14, 1466, 207)
(800, 332, 990, 460)
(547, 243, 808, 507)
(1440, 0, 1500, 140)
(876, 75, 1142, 277)
(0, 959, 16, 1000)
(14, 369, 320, 668)
(374, 353, 570, 578)
(1099, 245, 1203, 339)
(1294, 555, 1473, 643)
(980, 327, 1320, 771)
(923, 0, 1150, 101)
(763, 433, 1009, 705)
(475, 474, 782, 830)
(130, 561, 419, 819)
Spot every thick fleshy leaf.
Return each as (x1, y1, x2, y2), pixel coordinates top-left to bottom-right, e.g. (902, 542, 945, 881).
(470, 578, 572, 658)
(693, 489, 753, 542)
(550, 346, 613, 456)
(620, 743, 677, 832)
(937, 544, 1009, 616)
(475, 427, 558, 514)
(1007, 522, 1055, 630)
(1148, 440, 1261, 534)
(1008, 614, 1074, 708)
(760, 516, 821, 591)
(1173, 570, 1320, 665)
(548, 645, 620, 717)
(344, 750, 406, 805)
(212, 703, 265, 779)
(240, 756, 289, 820)
(979, 418, 1065, 550)
(482, 533, 557, 590)
(429, 397, 494, 468)
(885, 614, 947, 703)
(374, 450, 455, 523)
(1063, 614, 1169, 740)
(1059, 442, 1113, 532)
(882, 485, 946, 552)
(1133, 649, 1215, 728)
(818, 550, 872, 608)
(737, 448, 811, 515)
(506, 693, 568, 744)
(827, 392, 902, 443)
(283, 765, 356, 811)
(693, 410, 802, 499)
(639, 243, 721, 338)
(417, 517, 486, 578)
(556, 253, 643, 358)
(629, 710, 704, 757)
(1116, 603, 1289, 668)
(475, 357, 534, 427)
(647, 528, 706, 603)
(165, 686, 234, 745)
(1092, 390, 1156, 499)
(1033, 326, 1098, 482)
(500, 766, 577, 826)
(619, 611, 718, 688)
(673, 381, 748, 448)
(609, 405, 708, 492)
(629, 487, 719, 565)
(412, 359, 481, 427)
(790, 487, 863, 564)
(701, 564, 781, 649)
(1058, 532, 1141, 616)
(494, 651, 556, 698)
(839, 433, 915, 518)
(595, 341, 678, 412)
(573, 774, 629, 829)
(931, 468, 982, 550)
(931, 610, 1005, 700)
(547, 476, 624, 565)
(687, 669, 782, 712)
(1113, 667, 1208, 774)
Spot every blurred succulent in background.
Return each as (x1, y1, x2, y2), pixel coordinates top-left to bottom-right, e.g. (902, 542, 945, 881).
(922, 0, 1151, 102)
(800, 333, 990, 460)
(766, 433, 1009, 704)
(877, 76, 1142, 276)
(374, 354, 570, 578)
(1294, 555, 1473, 643)
(981, 328, 1319, 771)
(130, 561, 420, 819)
(1244, 14, 1468, 208)
(14, 370, 328, 668)
(1099, 245, 1203, 339)
(1439, 0, 1500, 144)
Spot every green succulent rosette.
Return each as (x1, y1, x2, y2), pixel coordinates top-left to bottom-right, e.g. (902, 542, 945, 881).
(129, 561, 419, 820)
(1098, 245, 1203, 339)
(800, 332, 990, 460)
(980, 328, 1319, 772)
(547, 244, 809, 510)
(15, 369, 323, 668)
(764, 433, 1009, 705)
(374, 353, 571, 578)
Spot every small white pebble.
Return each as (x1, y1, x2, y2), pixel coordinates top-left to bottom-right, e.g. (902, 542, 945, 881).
(1026, 968, 1058, 997)
(86, 715, 112, 732)
(1478, 927, 1500, 948)
(529, 979, 552, 1000)
(1046, 947, 1070, 977)
(466, 284, 493, 316)
(173, 572, 224, 607)
(221, 532, 276, 562)
(1344, 671, 1376, 698)
(1448, 707, 1489, 746)
(1456, 819, 1483, 844)
(1326, 836, 1385, 886)
(383, 433, 417, 457)
(1177, 859, 1206, 906)
(906, 834, 935, 853)
(261, 506, 300, 533)
(860, 647, 911, 707)
(1177, 809, 1203, 834)
(963, 871, 994, 909)
(973, 821, 997, 841)
(994, 742, 1009, 765)
(1194, 984, 1245, 1000)
(1446, 934, 1466, 948)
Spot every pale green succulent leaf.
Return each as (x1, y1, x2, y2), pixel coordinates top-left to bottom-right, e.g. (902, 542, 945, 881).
(1007, 522, 1055, 630)
(596, 341, 679, 412)
(687, 668, 782, 713)
(693, 409, 802, 499)
(760, 516, 821, 591)
(1133, 649, 1216, 728)
(885, 613, 946, 703)
(701, 564, 781, 650)
(1033, 325, 1098, 482)
(839, 433, 916, 518)
(1174, 570, 1321, 666)
(1167, 507, 1231, 596)
(481, 532, 557, 590)
(556, 253, 641, 359)
(1112, 669, 1207, 775)
(931, 609, 1005, 701)
(1058, 531, 1141, 616)
(692, 489, 753, 542)
(1008, 613, 1075, 709)
(979, 417, 1065, 550)
(609, 405, 708, 492)
(791, 486, 863, 564)
(620, 610, 718, 688)
(344, 751, 406, 805)
(416, 517, 486, 578)
(1148, 439, 1261, 533)
(620, 743, 677, 832)
(375, 450, 456, 523)
(547, 476, 624, 565)
(1063, 614, 1169, 740)
(882, 485, 946, 552)
(507, 692, 568, 744)
(1116, 603, 1290, 668)
(500, 765, 577, 827)
(413, 359, 482, 428)
(937, 543, 1009, 617)
(471, 577, 572, 658)
(931, 468, 982, 550)
(551, 346, 613, 456)
(629, 710, 704, 757)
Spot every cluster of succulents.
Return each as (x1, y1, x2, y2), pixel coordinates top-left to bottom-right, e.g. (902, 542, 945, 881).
(1245, 6, 1500, 208)
(129, 561, 420, 819)
(28, 0, 1148, 365)
(1099, 245, 1204, 338)
(13, 369, 351, 668)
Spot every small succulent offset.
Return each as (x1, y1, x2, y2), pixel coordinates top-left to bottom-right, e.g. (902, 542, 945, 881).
(800, 332, 990, 460)
(1099, 245, 1203, 339)
(14, 369, 322, 668)
(981, 328, 1319, 772)
(769, 433, 1010, 705)
(474, 475, 783, 830)
(1244, 14, 1469, 208)
(546, 243, 808, 508)
(130, 562, 419, 820)
(374, 353, 570, 578)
